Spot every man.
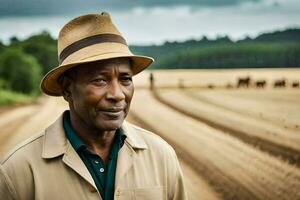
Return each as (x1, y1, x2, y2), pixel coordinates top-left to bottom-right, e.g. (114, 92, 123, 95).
(0, 12, 187, 200)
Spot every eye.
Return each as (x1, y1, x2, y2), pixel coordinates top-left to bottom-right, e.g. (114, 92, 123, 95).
(120, 76, 132, 85)
(92, 78, 107, 85)
(122, 77, 132, 81)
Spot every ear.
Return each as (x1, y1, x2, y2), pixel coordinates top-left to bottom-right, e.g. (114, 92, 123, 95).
(60, 76, 73, 102)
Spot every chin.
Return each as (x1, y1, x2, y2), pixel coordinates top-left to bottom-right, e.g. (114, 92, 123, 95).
(96, 119, 124, 131)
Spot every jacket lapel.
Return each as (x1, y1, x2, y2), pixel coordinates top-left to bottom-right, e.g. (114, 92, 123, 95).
(62, 141, 97, 188)
(42, 114, 98, 190)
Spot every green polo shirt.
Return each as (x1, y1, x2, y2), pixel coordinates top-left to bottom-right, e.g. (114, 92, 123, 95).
(63, 111, 126, 200)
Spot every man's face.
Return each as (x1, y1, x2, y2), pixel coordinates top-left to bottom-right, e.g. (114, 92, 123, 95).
(65, 58, 134, 132)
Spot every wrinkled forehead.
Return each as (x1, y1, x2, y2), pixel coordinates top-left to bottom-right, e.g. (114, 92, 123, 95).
(70, 57, 133, 77)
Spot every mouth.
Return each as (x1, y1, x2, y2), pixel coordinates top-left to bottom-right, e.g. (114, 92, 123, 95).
(97, 107, 124, 112)
(96, 108, 124, 118)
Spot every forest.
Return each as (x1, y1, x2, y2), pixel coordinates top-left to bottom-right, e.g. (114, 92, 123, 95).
(131, 28, 300, 69)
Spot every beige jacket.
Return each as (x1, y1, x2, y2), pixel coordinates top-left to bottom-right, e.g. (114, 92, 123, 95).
(0, 114, 187, 200)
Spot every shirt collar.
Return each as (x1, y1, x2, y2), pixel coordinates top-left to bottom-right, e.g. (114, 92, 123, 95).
(42, 112, 148, 159)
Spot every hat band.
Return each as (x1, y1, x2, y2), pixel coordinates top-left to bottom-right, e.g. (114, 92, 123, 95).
(59, 33, 127, 64)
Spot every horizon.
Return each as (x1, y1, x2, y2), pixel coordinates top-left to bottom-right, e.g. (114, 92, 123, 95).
(3, 26, 299, 47)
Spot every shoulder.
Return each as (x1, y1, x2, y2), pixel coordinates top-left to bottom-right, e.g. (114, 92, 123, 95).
(1, 132, 44, 166)
(123, 121, 177, 157)
(0, 133, 44, 200)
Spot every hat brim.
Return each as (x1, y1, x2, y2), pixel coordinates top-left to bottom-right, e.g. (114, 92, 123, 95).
(40, 53, 154, 96)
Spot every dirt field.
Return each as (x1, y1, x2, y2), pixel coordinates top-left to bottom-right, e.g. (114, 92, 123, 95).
(1, 68, 300, 200)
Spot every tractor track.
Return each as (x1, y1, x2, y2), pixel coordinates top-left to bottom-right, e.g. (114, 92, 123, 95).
(152, 89, 300, 167)
(184, 89, 300, 132)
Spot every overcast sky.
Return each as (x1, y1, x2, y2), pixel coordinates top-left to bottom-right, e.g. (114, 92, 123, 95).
(0, 0, 263, 15)
(0, 0, 299, 45)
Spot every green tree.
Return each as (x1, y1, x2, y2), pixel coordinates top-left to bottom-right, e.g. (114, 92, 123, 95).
(0, 48, 42, 94)
(19, 31, 58, 75)
(0, 41, 5, 54)
(9, 36, 19, 45)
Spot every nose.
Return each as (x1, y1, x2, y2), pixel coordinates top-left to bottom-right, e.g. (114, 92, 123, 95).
(106, 79, 125, 101)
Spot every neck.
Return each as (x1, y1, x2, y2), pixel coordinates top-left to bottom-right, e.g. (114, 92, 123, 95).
(69, 111, 116, 161)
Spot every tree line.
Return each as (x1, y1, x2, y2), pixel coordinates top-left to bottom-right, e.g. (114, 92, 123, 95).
(131, 28, 300, 69)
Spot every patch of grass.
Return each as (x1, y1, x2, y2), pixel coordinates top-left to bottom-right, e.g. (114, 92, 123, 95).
(0, 90, 34, 105)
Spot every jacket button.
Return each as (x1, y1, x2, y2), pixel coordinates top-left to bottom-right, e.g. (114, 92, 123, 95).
(116, 189, 121, 196)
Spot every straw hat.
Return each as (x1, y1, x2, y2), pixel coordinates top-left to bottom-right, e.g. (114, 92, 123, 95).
(41, 11, 154, 96)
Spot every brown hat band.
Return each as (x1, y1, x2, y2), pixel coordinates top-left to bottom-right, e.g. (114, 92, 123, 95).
(59, 33, 128, 64)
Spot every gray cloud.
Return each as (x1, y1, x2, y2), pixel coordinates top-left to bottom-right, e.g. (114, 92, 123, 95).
(0, 0, 261, 16)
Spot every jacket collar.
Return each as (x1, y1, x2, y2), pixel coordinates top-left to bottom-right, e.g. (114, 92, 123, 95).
(42, 112, 148, 159)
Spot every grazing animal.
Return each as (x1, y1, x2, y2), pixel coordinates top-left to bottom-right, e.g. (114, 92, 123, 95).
(256, 80, 267, 88)
(274, 79, 286, 88)
(207, 84, 215, 89)
(292, 81, 299, 88)
(226, 83, 234, 89)
(237, 76, 251, 88)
